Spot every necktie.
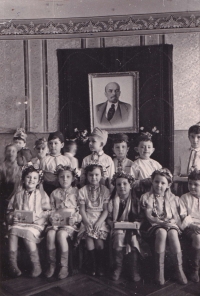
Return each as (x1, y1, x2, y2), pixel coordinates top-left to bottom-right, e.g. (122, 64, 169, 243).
(187, 149, 197, 174)
(107, 104, 115, 121)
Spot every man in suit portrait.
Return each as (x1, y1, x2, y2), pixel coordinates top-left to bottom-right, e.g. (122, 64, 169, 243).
(96, 82, 132, 126)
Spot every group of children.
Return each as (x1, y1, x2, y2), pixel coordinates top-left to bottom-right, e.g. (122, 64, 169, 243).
(1, 124, 200, 286)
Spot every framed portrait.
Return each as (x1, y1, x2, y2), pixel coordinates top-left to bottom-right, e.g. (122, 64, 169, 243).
(88, 71, 139, 134)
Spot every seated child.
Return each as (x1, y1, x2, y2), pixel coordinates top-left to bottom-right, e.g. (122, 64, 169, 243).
(132, 133, 162, 194)
(6, 165, 50, 277)
(107, 171, 143, 282)
(64, 140, 79, 170)
(13, 128, 32, 166)
(77, 163, 110, 276)
(80, 127, 115, 190)
(140, 168, 187, 285)
(174, 123, 200, 195)
(0, 144, 21, 222)
(179, 169, 200, 282)
(32, 138, 49, 169)
(40, 131, 71, 196)
(112, 133, 134, 174)
(45, 165, 81, 280)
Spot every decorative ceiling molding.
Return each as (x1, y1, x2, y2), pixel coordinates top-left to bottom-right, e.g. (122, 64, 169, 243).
(0, 11, 200, 38)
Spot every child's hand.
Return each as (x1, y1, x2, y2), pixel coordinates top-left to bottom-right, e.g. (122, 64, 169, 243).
(84, 221, 92, 232)
(132, 221, 141, 229)
(69, 217, 76, 226)
(94, 221, 102, 232)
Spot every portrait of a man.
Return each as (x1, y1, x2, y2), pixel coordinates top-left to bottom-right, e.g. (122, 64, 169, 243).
(89, 72, 139, 133)
(96, 82, 132, 126)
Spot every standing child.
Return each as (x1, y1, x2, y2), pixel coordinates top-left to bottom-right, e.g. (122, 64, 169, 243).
(77, 164, 110, 276)
(64, 140, 79, 170)
(174, 123, 200, 195)
(6, 165, 50, 277)
(179, 169, 200, 282)
(45, 165, 81, 280)
(40, 131, 71, 196)
(80, 127, 115, 190)
(32, 138, 49, 169)
(132, 133, 162, 194)
(112, 133, 134, 174)
(13, 128, 32, 166)
(140, 168, 187, 285)
(107, 171, 143, 282)
(0, 144, 21, 223)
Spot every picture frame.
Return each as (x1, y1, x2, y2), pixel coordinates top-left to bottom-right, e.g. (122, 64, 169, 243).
(88, 71, 139, 134)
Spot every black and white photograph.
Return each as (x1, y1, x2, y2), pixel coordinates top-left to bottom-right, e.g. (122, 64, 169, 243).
(0, 1, 200, 296)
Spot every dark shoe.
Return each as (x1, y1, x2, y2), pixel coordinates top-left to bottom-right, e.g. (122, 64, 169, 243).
(189, 248, 200, 283)
(9, 250, 22, 277)
(88, 250, 96, 276)
(129, 249, 141, 282)
(111, 249, 123, 281)
(29, 249, 42, 277)
(96, 249, 104, 276)
(155, 252, 165, 285)
(172, 252, 187, 285)
(45, 249, 56, 278)
(58, 251, 69, 280)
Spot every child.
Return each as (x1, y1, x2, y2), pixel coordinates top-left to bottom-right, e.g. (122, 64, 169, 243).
(77, 163, 110, 276)
(132, 133, 162, 194)
(32, 138, 49, 169)
(140, 168, 187, 285)
(107, 171, 143, 282)
(112, 133, 134, 174)
(0, 144, 21, 222)
(45, 165, 81, 280)
(80, 127, 115, 190)
(6, 165, 50, 277)
(179, 169, 200, 282)
(174, 123, 200, 195)
(64, 140, 79, 170)
(40, 131, 71, 196)
(13, 128, 32, 166)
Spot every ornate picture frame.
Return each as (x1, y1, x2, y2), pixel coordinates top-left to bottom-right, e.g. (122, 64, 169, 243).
(88, 71, 139, 134)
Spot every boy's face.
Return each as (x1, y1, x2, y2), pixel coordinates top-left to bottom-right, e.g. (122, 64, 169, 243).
(113, 142, 129, 159)
(58, 170, 73, 189)
(135, 140, 155, 160)
(6, 146, 17, 162)
(48, 138, 64, 156)
(89, 136, 103, 152)
(35, 145, 48, 159)
(188, 133, 200, 149)
(152, 175, 170, 196)
(13, 139, 25, 151)
(24, 172, 39, 191)
(188, 179, 200, 197)
(115, 177, 131, 197)
(87, 168, 102, 186)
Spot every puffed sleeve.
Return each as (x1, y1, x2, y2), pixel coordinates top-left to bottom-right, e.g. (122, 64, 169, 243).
(103, 186, 110, 203)
(78, 187, 86, 204)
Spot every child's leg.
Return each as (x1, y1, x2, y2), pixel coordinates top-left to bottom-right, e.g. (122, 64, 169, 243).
(167, 229, 187, 284)
(154, 228, 167, 285)
(23, 239, 42, 277)
(56, 230, 69, 279)
(128, 246, 141, 282)
(8, 234, 21, 277)
(94, 239, 104, 276)
(86, 237, 96, 275)
(45, 230, 56, 278)
(190, 234, 200, 282)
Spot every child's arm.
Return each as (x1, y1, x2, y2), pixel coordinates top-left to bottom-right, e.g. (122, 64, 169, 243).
(94, 203, 108, 231)
(79, 203, 91, 231)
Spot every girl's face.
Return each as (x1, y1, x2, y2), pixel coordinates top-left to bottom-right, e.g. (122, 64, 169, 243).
(152, 175, 170, 196)
(5, 146, 17, 162)
(35, 145, 48, 159)
(58, 170, 73, 189)
(48, 138, 64, 156)
(113, 142, 129, 159)
(24, 172, 39, 191)
(13, 139, 25, 151)
(188, 179, 200, 197)
(116, 177, 131, 197)
(135, 141, 154, 160)
(87, 168, 102, 186)
(89, 136, 103, 153)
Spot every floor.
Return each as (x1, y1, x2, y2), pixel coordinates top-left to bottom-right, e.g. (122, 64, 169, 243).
(1, 272, 200, 296)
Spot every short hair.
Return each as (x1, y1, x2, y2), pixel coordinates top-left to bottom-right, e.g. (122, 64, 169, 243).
(48, 131, 64, 143)
(112, 133, 130, 147)
(188, 169, 200, 181)
(13, 137, 26, 143)
(136, 134, 153, 147)
(151, 168, 173, 184)
(85, 164, 104, 177)
(22, 165, 43, 188)
(105, 82, 120, 92)
(65, 140, 77, 152)
(34, 138, 48, 148)
(5, 143, 17, 153)
(188, 124, 200, 136)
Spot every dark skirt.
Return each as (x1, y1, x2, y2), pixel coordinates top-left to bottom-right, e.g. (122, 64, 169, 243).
(141, 220, 181, 238)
